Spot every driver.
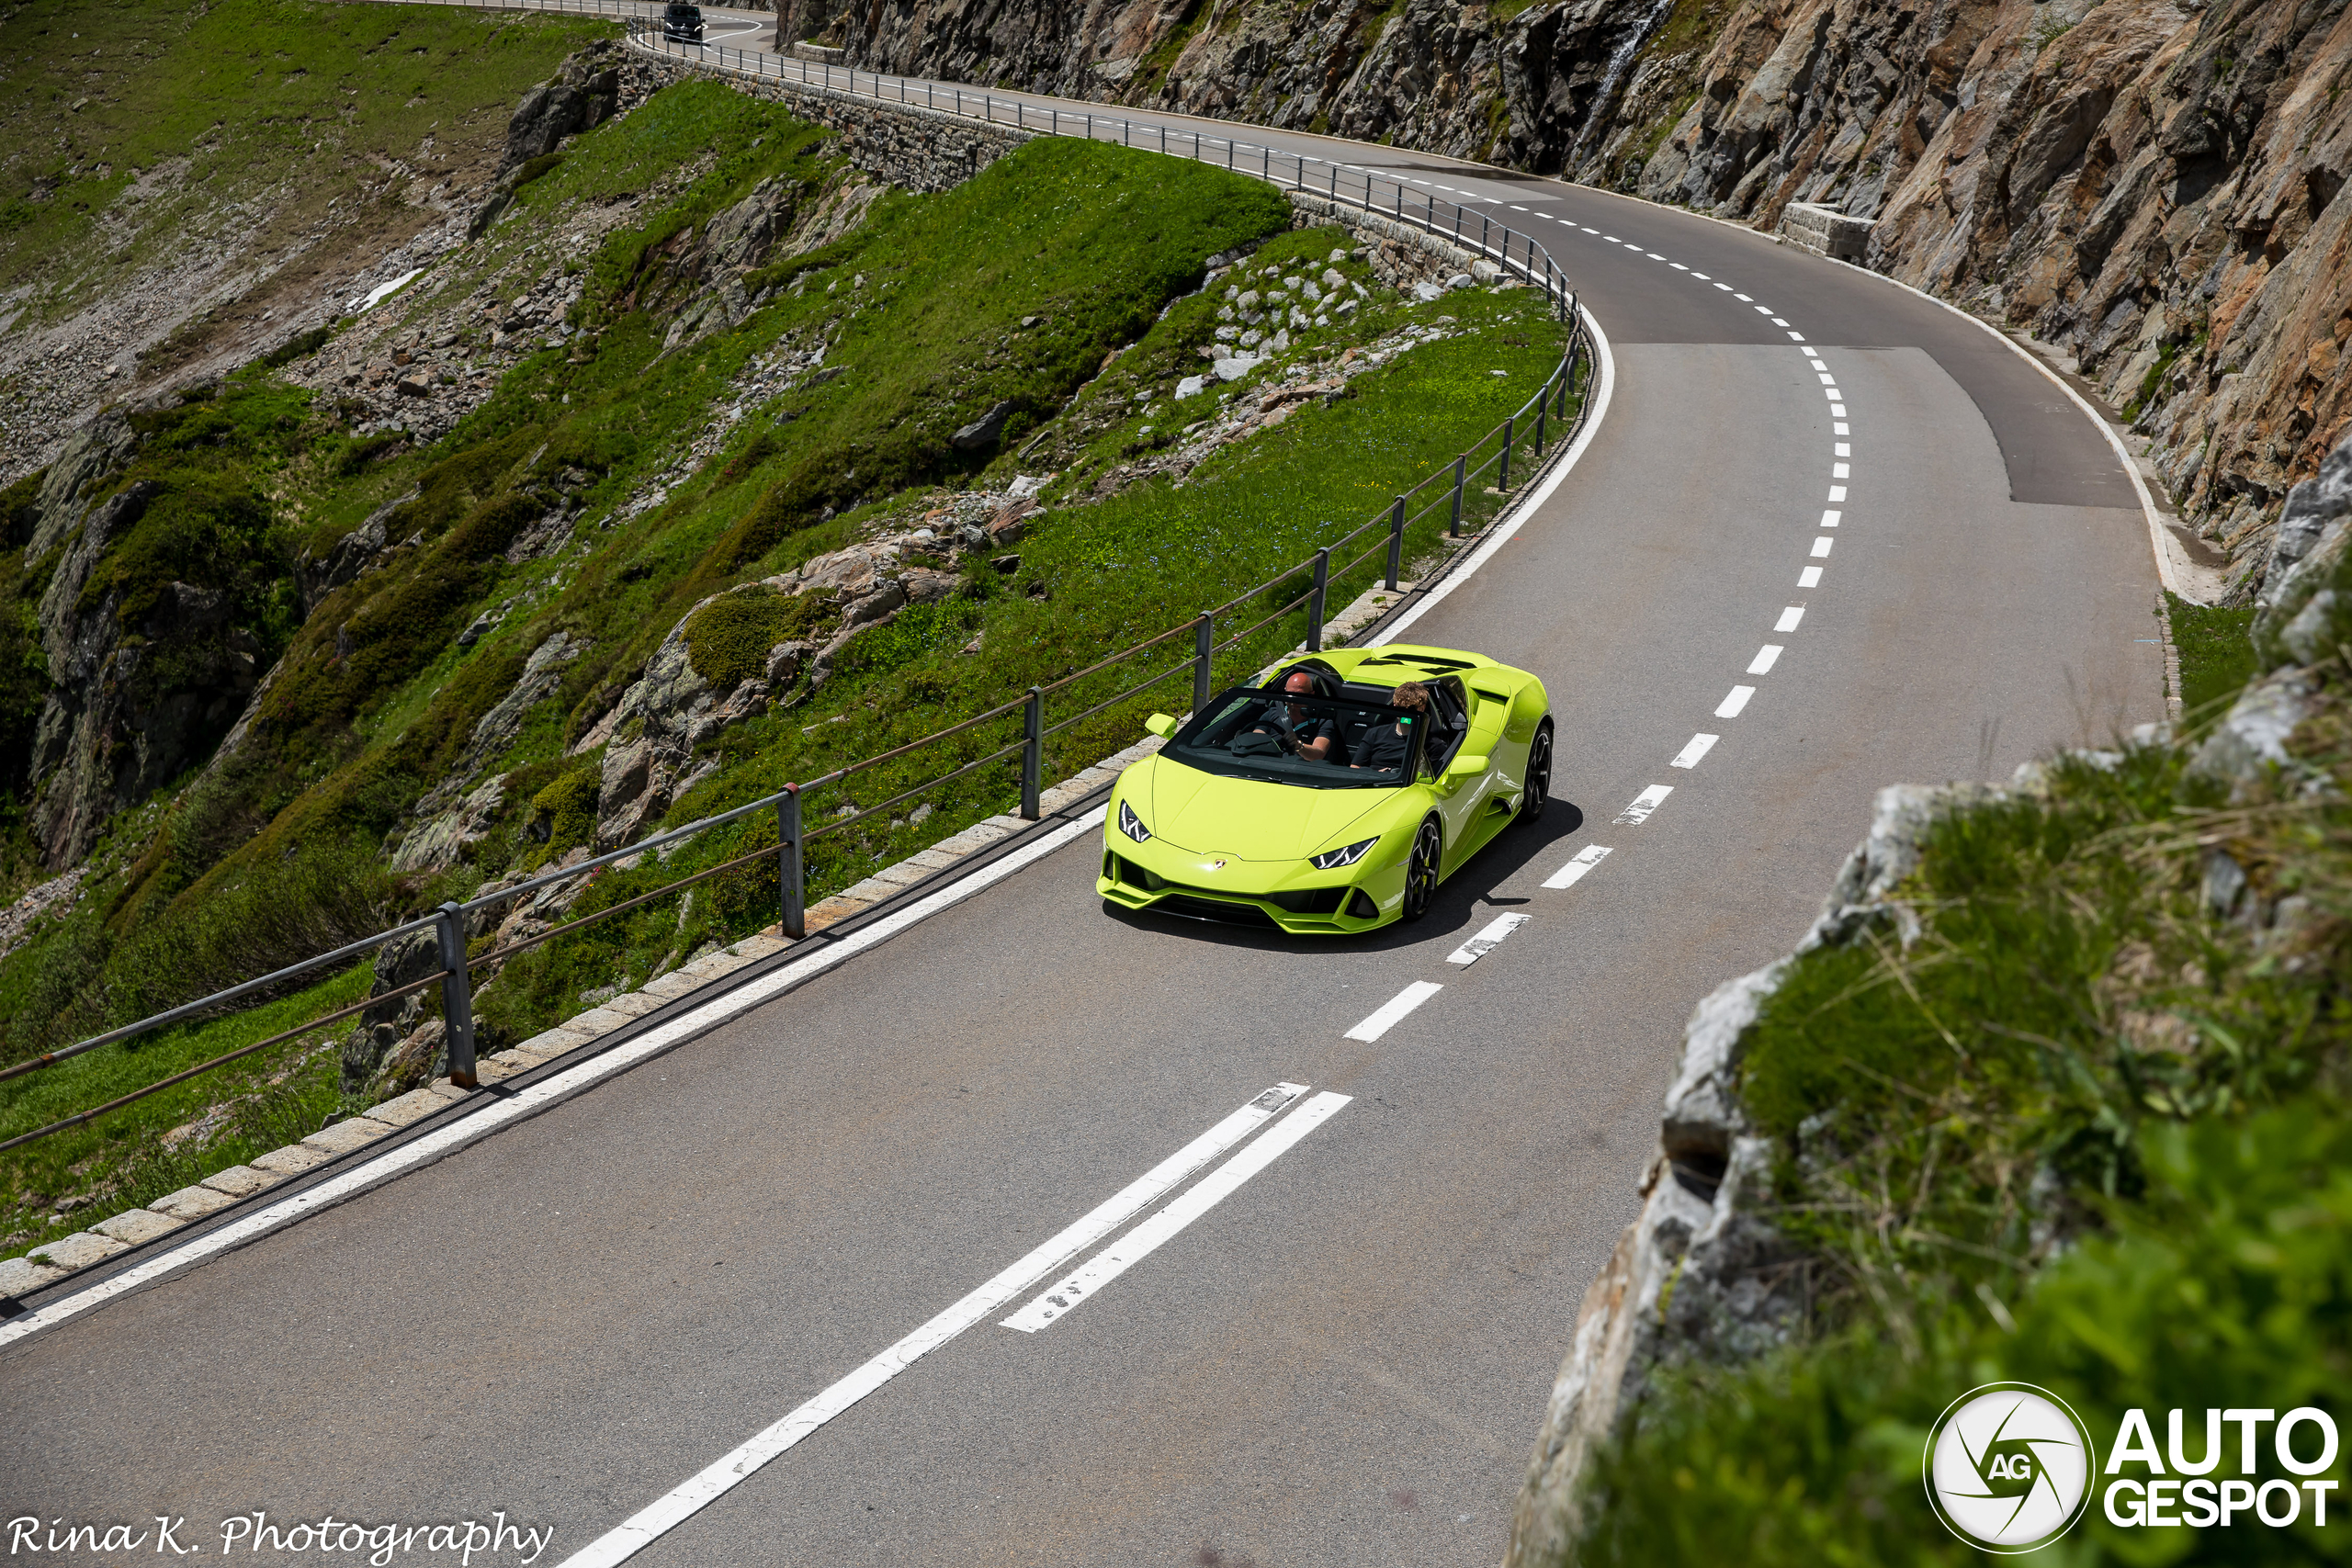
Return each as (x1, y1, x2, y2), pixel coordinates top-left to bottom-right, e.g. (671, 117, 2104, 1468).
(1236, 671, 1338, 761)
(1352, 682, 1428, 772)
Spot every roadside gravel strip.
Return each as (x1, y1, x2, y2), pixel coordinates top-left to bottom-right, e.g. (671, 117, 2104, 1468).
(0, 306, 1617, 1352)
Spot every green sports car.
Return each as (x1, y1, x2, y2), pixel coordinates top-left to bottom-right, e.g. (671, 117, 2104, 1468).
(1098, 643, 1554, 933)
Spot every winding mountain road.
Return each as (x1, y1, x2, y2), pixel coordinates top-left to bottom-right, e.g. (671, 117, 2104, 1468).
(0, 24, 2171, 1568)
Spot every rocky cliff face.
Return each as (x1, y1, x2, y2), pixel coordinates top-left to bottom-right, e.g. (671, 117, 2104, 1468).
(808, 0, 2352, 594)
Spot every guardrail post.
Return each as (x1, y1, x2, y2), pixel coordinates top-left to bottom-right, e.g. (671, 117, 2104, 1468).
(1193, 612, 1214, 714)
(1449, 455, 1466, 536)
(1021, 685, 1044, 820)
(1535, 389, 1548, 456)
(435, 902, 478, 1090)
(1500, 416, 1515, 491)
(1386, 498, 1406, 589)
(1306, 547, 1330, 652)
(777, 786, 805, 940)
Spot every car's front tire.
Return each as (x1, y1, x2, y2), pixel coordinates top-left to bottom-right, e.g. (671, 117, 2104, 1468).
(1519, 717, 1555, 824)
(1400, 818, 1442, 922)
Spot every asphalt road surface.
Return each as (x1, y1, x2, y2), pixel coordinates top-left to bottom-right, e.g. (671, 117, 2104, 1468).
(0, 38, 2165, 1568)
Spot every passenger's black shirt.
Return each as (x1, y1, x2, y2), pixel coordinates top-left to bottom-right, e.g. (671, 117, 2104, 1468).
(1354, 719, 1412, 772)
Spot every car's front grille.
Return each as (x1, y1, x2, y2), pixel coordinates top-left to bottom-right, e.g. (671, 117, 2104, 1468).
(1155, 894, 1283, 929)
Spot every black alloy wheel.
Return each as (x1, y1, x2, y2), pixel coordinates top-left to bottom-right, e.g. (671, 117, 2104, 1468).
(1400, 818, 1442, 922)
(1520, 718, 1554, 823)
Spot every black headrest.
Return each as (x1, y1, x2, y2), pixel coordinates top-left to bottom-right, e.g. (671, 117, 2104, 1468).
(1268, 664, 1340, 698)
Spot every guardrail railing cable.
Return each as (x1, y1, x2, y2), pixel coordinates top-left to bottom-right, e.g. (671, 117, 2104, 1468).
(4, 12, 1594, 1154)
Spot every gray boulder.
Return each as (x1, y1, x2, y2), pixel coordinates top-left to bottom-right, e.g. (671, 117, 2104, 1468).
(952, 400, 1015, 450)
(298, 490, 412, 613)
(705, 175, 798, 272)
(497, 41, 624, 178)
(2253, 424, 2352, 669)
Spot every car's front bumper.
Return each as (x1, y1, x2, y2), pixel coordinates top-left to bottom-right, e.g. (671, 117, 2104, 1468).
(1096, 834, 1405, 934)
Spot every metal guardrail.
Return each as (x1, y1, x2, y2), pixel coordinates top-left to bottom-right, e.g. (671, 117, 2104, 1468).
(0, 14, 1597, 1151)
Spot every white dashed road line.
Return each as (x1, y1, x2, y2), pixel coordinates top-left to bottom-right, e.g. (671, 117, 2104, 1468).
(1613, 784, 1673, 825)
(1344, 981, 1444, 1043)
(1669, 733, 1720, 769)
(1747, 645, 1783, 674)
(1800, 565, 1824, 587)
(1774, 606, 1805, 632)
(1543, 844, 1611, 889)
(1446, 912, 1531, 965)
(1715, 685, 1756, 718)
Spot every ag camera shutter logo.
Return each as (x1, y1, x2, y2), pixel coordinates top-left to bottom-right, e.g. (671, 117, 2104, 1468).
(1923, 1382, 2096, 1552)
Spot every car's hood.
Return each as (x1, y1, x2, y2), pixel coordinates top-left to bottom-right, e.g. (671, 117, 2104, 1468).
(1145, 759, 1391, 861)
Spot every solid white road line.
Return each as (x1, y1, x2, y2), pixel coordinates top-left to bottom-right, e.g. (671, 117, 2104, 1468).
(1747, 644, 1783, 673)
(1374, 301, 1614, 646)
(1542, 844, 1612, 889)
(1, 807, 1117, 1352)
(1343, 981, 1444, 1043)
(1613, 784, 1673, 825)
(1003, 1091, 1352, 1334)
(1446, 911, 1531, 965)
(1715, 685, 1756, 718)
(1669, 733, 1720, 769)
(1775, 606, 1805, 632)
(560, 1081, 1310, 1568)
(1800, 565, 1824, 587)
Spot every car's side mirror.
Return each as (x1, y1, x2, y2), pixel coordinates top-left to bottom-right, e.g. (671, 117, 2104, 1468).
(1145, 713, 1178, 739)
(1446, 753, 1489, 779)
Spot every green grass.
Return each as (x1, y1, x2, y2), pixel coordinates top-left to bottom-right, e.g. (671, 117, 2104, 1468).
(1555, 708, 2352, 1564)
(0, 0, 614, 332)
(2167, 591, 2259, 732)
(1575, 1103, 2351, 1566)
(0, 960, 370, 1261)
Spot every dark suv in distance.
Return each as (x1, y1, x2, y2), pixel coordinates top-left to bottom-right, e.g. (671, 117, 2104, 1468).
(662, 2, 704, 42)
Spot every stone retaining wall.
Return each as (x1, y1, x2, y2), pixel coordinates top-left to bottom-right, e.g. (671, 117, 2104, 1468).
(628, 40, 1520, 296)
(628, 52, 1034, 193)
(1777, 201, 1872, 263)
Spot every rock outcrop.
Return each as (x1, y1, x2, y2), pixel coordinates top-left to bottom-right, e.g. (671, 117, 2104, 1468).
(1503, 774, 2005, 1566)
(20, 417, 272, 867)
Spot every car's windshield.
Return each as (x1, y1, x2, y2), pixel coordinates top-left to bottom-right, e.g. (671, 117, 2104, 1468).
(1164, 687, 1420, 789)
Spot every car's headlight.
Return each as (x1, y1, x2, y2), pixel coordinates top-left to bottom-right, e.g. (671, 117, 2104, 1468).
(1117, 800, 1152, 843)
(1310, 836, 1381, 871)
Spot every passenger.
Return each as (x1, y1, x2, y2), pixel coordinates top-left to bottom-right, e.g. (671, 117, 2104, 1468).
(1352, 681, 1428, 773)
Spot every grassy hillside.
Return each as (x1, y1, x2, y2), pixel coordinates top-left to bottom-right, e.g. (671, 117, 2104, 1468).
(0, 68, 1573, 1258)
(0, 0, 613, 334)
